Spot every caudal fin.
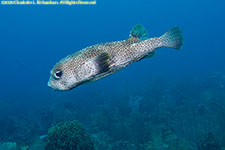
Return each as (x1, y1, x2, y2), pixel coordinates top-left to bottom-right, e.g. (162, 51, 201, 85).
(160, 27, 183, 50)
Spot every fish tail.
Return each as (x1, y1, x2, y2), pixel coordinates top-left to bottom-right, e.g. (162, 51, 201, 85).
(159, 27, 183, 50)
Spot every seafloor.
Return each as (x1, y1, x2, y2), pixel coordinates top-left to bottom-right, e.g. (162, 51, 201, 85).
(1, 73, 225, 150)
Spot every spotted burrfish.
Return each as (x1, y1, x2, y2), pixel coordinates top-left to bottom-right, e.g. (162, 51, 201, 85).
(48, 24, 183, 90)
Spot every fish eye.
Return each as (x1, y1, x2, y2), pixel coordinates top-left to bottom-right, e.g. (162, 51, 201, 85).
(54, 70, 63, 79)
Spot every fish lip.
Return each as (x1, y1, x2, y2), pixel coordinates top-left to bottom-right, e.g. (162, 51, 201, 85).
(47, 80, 71, 91)
(47, 80, 52, 88)
(47, 80, 58, 90)
(47, 78, 80, 91)
(47, 81, 60, 90)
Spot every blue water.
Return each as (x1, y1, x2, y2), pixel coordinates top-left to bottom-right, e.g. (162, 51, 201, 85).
(0, 0, 225, 149)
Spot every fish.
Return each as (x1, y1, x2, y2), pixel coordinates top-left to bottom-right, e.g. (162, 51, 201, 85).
(48, 24, 183, 91)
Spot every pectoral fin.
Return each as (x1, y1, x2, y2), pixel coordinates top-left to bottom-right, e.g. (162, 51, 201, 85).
(94, 52, 110, 73)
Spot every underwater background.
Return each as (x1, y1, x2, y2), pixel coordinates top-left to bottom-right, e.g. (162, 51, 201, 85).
(0, 0, 225, 149)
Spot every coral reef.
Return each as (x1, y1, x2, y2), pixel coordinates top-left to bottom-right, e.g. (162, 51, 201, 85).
(0, 142, 17, 150)
(45, 120, 94, 150)
(197, 132, 222, 150)
(1, 74, 225, 149)
(110, 141, 135, 150)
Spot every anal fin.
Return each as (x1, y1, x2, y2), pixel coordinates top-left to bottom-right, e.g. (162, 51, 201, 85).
(146, 51, 155, 58)
(137, 51, 155, 62)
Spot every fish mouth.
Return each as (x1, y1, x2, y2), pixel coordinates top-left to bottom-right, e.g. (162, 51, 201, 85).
(48, 82, 61, 91)
(47, 81, 51, 88)
(47, 80, 58, 90)
(47, 81, 56, 90)
(47, 77, 82, 91)
(47, 80, 55, 89)
(47, 79, 71, 91)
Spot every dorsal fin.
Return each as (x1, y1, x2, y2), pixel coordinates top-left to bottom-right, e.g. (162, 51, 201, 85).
(129, 24, 148, 41)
